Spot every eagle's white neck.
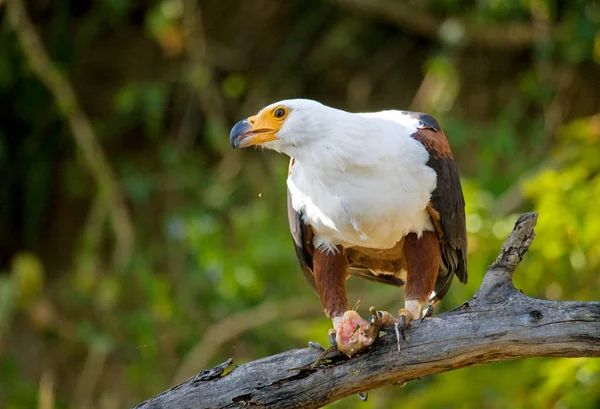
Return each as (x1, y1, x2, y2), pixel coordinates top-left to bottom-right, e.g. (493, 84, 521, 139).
(283, 111, 413, 177)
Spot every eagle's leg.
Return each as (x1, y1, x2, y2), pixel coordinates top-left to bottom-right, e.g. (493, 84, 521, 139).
(397, 232, 441, 338)
(313, 246, 380, 356)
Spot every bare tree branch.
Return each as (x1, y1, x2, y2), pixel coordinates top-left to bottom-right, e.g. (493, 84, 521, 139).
(330, 0, 551, 50)
(132, 212, 600, 408)
(5, 0, 134, 268)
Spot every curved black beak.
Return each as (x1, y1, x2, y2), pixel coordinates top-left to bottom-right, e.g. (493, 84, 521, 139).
(230, 119, 252, 149)
(230, 118, 278, 149)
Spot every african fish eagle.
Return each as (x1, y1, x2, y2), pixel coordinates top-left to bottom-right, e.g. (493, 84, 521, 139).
(230, 99, 467, 356)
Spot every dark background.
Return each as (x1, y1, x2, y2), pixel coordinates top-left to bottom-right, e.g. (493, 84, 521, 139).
(1, 0, 599, 408)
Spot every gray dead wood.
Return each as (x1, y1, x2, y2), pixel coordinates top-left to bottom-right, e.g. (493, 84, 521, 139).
(133, 213, 600, 409)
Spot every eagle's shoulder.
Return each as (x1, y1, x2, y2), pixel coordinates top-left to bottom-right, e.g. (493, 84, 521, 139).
(399, 111, 441, 132)
(399, 111, 453, 160)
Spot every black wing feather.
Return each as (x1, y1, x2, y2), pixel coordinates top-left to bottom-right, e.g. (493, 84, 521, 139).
(405, 112, 468, 300)
(429, 154, 468, 300)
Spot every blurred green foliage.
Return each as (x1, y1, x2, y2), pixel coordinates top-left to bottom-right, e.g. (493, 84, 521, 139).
(0, 1, 599, 408)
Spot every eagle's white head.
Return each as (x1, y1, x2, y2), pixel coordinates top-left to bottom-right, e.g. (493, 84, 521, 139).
(230, 99, 359, 158)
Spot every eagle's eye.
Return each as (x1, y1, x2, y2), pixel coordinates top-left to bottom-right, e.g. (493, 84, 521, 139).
(273, 107, 287, 120)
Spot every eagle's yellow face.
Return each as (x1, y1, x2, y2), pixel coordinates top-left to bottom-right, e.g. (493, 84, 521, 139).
(230, 105, 290, 149)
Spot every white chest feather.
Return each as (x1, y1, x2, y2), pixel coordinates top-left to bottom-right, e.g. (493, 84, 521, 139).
(287, 114, 436, 250)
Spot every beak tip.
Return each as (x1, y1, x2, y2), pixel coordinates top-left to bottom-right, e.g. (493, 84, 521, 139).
(230, 119, 251, 149)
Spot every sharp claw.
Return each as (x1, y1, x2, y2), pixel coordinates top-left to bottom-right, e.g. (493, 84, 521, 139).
(394, 322, 401, 352)
(362, 306, 384, 344)
(329, 329, 339, 354)
(399, 315, 407, 340)
(312, 330, 340, 368)
(358, 392, 368, 401)
(367, 306, 380, 326)
(421, 304, 434, 322)
(311, 333, 337, 367)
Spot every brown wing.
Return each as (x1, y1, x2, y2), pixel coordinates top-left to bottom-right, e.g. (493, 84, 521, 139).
(404, 112, 468, 301)
(287, 159, 405, 290)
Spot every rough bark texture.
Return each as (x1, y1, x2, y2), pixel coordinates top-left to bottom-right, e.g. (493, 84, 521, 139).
(133, 213, 600, 409)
